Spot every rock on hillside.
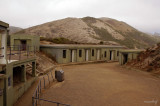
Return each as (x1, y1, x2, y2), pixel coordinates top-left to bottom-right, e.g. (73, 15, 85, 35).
(16, 17, 160, 49)
(127, 43, 160, 75)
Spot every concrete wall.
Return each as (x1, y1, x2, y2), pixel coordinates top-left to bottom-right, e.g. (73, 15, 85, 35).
(10, 34, 40, 51)
(5, 63, 14, 106)
(100, 48, 107, 61)
(1, 58, 37, 106)
(0, 34, 1, 47)
(40, 45, 123, 64)
(0, 76, 5, 106)
(13, 78, 36, 103)
(85, 49, 91, 61)
(77, 49, 85, 62)
(119, 50, 143, 65)
(90, 48, 96, 61)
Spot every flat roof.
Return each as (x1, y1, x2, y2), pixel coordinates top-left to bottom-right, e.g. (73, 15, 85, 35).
(40, 44, 125, 49)
(11, 34, 39, 37)
(119, 49, 144, 53)
(0, 20, 9, 28)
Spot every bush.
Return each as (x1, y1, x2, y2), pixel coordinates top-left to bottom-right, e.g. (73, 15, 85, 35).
(99, 41, 104, 44)
(40, 37, 78, 44)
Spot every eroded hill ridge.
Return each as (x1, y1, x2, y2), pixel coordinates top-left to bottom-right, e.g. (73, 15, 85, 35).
(16, 17, 160, 49)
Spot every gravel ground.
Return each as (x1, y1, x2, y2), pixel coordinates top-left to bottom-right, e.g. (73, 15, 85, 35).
(40, 62, 160, 106)
(13, 79, 40, 106)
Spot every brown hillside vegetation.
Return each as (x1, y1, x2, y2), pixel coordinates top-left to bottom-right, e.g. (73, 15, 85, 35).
(36, 52, 56, 75)
(127, 43, 160, 75)
(15, 17, 160, 49)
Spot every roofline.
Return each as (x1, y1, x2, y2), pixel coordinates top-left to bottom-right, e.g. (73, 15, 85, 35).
(10, 34, 40, 38)
(119, 49, 144, 53)
(40, 44, 125, 49)
(0, 20, 9, 28)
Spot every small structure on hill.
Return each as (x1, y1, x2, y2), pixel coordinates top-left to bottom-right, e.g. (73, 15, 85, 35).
(10, 34, 40, 51)
(40, 44, 125, 64)
(119, 49, 144, 65)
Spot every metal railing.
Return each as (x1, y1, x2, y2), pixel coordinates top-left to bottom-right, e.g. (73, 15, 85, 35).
(32, 70, 70, 106)
(7, 45, 37, 61)
(0, 45, 37, 60)
(33, 98, 70, 106)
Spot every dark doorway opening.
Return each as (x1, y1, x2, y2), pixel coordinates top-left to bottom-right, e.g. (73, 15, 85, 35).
(104, 51, 107, 58)
(110, 51, 112, 60)
(123, 54, 128, 64)
(13, 66, 22, 86)
(63, 50, 66, 58)
(70, 50, 72, 62)
(21, 40, 27, 50)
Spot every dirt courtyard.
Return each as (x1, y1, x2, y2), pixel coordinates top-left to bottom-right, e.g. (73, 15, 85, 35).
(40, 62, 160, 106)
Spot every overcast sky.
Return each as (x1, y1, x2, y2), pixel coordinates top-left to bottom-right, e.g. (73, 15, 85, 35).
(0, 0, 160, 33)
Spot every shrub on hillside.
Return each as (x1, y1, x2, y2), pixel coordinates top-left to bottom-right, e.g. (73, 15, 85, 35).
(99, 41, 104, 44)
(40, 37, 78, 44)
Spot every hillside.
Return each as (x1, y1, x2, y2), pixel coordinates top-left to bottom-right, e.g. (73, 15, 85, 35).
(127, 43, 160, 75)
(154, 32, 160, 36)
(15, 17, 160, 49)
(0, 26, 22, 47)
(9, 26, 23, 34)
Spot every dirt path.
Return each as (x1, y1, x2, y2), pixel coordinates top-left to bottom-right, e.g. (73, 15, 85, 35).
(40, 62, 160, 106)
(13, 79, 40, 106)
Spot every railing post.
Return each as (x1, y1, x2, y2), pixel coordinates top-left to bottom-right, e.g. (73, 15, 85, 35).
(40, 80, 41, 93)
(50, 70, 53, 81)
(36, 91, 37, 106)
(9, 46, 11, 61)
(47, 74, 50, 84)
(43, 77, 45, 89)
(19, 45, 21, 60)
(28, 45, 30, 57)
(38, 86, 39, 99)
(32, 77, 70, 106)
(32, 97, 35, 106)
(27, 45, 29, 58)
(34, 46, 36, 56)
(57, 103, 59, 106)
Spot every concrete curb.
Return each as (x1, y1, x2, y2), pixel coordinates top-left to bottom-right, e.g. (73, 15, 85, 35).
(60, 60, 118, 66)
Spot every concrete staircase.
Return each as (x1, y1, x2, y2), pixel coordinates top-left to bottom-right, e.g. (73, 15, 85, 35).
(26, 63, 43, 76)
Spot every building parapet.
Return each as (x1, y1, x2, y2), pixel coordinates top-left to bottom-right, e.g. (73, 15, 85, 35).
(119, 49, 144, 65)
(40, 44, 126, 49)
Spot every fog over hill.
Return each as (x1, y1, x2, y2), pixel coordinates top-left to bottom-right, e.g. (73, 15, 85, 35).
(154, 32, 160, 36)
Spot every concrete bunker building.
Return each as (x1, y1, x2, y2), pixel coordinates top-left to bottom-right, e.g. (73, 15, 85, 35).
(40, 44, 125, 64)
(0, 21, 38, 106)
(10, 34, 40, 51)
(119, 49, 143, 65)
